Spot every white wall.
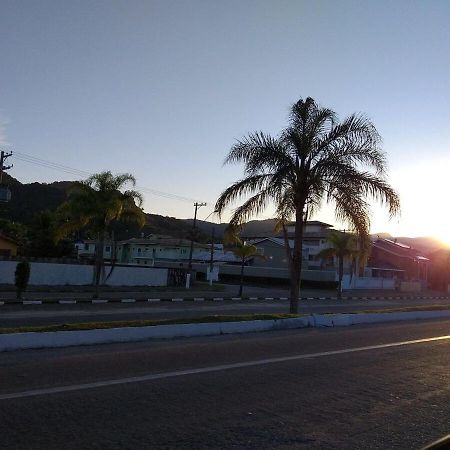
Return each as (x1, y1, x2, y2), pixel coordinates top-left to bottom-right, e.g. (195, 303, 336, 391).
(342, 275, 395, 290)
(0, 261, 168, 286)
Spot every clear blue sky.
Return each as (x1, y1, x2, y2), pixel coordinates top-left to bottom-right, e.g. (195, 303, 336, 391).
(1, 0, 450, 240)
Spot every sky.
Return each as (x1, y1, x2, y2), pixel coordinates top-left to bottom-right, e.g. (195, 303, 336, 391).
(1, 0, 450, 242)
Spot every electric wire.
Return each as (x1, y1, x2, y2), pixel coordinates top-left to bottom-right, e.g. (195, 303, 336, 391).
(11, 151, 206, 204)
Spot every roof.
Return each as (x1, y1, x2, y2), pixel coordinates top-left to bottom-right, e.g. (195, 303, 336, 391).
(0, 233, 19, 246)
(373, 238, 429, 261)
(250, 237, 295, 249)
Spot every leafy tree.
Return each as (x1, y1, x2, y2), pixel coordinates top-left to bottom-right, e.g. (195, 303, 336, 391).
(15, 261, 30, 299)
(317, 231, 370, 299)
(0, 218, 28, 247)
(215, 97, 400, 313)
(26, 211, 73, 258)
(59, 172, 145, 297)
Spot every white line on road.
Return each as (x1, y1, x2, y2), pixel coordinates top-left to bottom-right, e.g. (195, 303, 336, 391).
(2, 334, 450, 401)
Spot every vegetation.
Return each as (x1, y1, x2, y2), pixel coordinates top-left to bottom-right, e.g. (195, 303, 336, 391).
(318, 231, 370, 299)
(215, 97, 400, 313)
(59, 172, 145, 297)
(226, 231, 265, 296)
(0, 313, 301, 334)
(14, 261, 30, 299)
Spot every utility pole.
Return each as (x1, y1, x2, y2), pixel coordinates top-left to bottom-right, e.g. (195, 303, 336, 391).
(187, 202, 206, 272)
(0, 150, 13, 203)
(0, 150, 13, 184)
(208, 226, 215, 285)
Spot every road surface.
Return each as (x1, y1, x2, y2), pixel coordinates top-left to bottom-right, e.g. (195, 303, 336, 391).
(1, 319, 450, 449)
(1, 295, 450, 328)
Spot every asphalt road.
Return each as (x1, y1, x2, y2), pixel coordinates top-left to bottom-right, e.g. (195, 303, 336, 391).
(1, 319, 450, 449)
(2, 295, 450, 328)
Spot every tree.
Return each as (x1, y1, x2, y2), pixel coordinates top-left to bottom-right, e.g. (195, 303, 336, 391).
(226, 231, 263, 297)
(27, 210, 73, 258)
(318, 231, 369, 299)
(15, 261, 30, 299)
(59, 172, 145, 297)
(215, 97, 400, 313)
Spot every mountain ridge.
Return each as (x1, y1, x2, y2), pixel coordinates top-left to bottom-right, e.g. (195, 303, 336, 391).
(0, 175, 444, 252)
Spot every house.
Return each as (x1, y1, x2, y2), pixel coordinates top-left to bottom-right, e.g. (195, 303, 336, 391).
(76, 235, 211, 266)
(0, 233, 18, 257)
(249, 221, 341, 270)
(366, 238, 430, 282)
(75, 240, 114, 261)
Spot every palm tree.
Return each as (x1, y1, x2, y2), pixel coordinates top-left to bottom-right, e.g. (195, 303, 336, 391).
(59, 171, 145, 297)
(215, 97, 400, 313)
(227, 235, 263, 297)
(318, 231, 369, 299)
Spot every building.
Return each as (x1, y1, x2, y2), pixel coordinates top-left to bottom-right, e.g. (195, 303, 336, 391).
(366, 238, 430, 282)
(75, 235, 211, 266)
(249, 221, 342, 270)
(0, 233, 18, 257)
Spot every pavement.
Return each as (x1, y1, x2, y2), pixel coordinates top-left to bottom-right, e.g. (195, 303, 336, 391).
(1, 319, 450, 449)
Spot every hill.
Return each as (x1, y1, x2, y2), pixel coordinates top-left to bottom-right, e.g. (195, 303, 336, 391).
(0, 175, 447, 251)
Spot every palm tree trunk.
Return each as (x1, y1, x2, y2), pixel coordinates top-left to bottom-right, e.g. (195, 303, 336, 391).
(290, 207, 305, 313)
(338, 255, 344, 300)
(94, 232, 105, 298)
(238, 256, 245, 297)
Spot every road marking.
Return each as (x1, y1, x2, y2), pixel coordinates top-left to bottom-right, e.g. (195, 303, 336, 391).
(148, 299, 160, 302)
(121, 299, 135, 303)
(193, 298, 204, 302)
(2, 334, 450, 401)
(59, 300, 77, 304)
(22, 301, 42, 305)
(92, 300, 108, 304)
(213, 297, 224, 301)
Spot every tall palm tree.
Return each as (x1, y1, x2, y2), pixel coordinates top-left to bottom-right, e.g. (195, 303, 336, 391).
(318, 231, 369, 299)
(215, 97, 400, 313)
(59, 171, 145, 297)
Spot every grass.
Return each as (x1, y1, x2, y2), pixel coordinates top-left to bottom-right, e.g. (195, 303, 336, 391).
(0, 313, 301, 335)
(346, 304, 450, 314)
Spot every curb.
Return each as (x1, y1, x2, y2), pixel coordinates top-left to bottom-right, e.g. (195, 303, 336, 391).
(0, 295, 449, 306)
(2, 309, 450, 352)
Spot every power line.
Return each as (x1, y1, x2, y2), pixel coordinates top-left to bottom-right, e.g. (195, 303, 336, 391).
(11, 150, 206, 204)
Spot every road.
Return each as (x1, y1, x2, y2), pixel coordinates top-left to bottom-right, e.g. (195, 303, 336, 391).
(1, 319, 450, 449)
(1, 295, 450, 328)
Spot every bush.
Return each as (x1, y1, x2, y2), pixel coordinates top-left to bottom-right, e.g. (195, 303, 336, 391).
(15, 261, 30, 299)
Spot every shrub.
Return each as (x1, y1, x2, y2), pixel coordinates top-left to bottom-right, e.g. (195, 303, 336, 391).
(15, 261, 30, 299)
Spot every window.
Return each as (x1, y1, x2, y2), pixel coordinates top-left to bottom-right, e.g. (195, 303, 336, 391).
(84, 244, 89, 251)
(105, 246, 111, 252)
(138, 248, 142, 253)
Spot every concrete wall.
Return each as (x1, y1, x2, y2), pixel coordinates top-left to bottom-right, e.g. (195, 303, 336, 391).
(0, 261, 168, 286)
(154, 260, 336, 282)
(342, 275, 395, 290)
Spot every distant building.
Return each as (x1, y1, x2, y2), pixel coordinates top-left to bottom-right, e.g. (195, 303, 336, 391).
(0, 233, 18, 257)
(249, 221, 343, 271)
(367, 238, 430, 282)
(75, 235, 212, 266)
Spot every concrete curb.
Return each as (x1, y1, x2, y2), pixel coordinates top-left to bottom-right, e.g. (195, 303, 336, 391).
(2, 309, 450, 352)
(0, 295, 449, 306)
